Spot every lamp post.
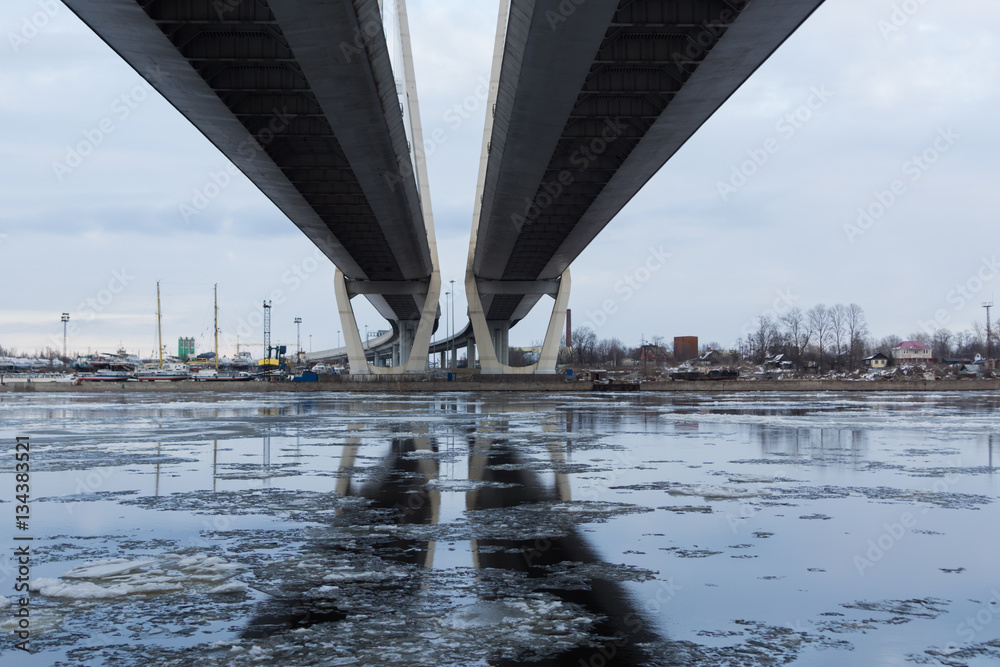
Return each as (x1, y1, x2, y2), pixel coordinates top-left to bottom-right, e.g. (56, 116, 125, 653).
(61, 313, 69, 359)
(985, 301, 994, 364)
(445, 291, 451, 368)
(294, 317, 302, 353)
(449, 279, 455, 368)
(309, 334, 312, 353)
(337, 330, 341, 349)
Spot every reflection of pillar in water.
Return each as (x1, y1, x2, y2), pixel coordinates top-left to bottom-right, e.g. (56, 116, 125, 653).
(336, 441, 360, 498)
(213, 439, 218, 493)
(155, 441, 161, 497)
(465, 437, 660, 665)
(412, 432, 441, 570)
(542, 416, 572, 502)
(466, 418, 506, 570)
(335, 423, 366, 498)
(261, 433, 271, 487)
(547, 441, 572, 502)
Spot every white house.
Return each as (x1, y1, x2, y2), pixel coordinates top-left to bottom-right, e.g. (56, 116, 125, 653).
(892, 341, 932, 363)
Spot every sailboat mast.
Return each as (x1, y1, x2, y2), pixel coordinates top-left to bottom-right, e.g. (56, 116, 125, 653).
(157, 281, 163, 369)
(214, 284, 219, 372)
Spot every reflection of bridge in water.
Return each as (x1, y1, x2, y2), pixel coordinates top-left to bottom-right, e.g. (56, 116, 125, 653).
(238, 419, 669, 663)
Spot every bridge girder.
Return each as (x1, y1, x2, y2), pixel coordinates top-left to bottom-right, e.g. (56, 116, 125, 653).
(470, 0, 827, 345)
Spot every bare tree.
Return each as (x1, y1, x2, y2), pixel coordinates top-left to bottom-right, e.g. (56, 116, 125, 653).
(931, 329, 953, 360)
(844, 304, 868, 370)
(780, 307, 810, 369)
(573, 327, 597, 365)
(878, 335, 903, 361)
(750, 316, 779, 364)
(829, 304, 848, 368)
(608, 337, 624, 367)
(807, 304, 831, 371)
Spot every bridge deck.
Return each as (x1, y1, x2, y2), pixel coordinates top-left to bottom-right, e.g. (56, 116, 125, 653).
(475, 0, 825, 322)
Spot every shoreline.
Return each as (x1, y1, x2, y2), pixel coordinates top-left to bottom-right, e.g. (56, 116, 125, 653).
(0, 378, 996, 393)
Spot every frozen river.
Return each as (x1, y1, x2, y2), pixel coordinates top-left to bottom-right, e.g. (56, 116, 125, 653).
(1, 391, 999, 666)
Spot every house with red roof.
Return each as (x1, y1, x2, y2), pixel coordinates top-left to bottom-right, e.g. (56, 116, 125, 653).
(892, 341, 932, 364)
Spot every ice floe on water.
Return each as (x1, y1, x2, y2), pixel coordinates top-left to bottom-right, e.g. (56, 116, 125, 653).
(425, 477, 521, 492)
(31, 553, 244, 601)
(4, 391, 1000, 666)
(618, 482, 773, 499)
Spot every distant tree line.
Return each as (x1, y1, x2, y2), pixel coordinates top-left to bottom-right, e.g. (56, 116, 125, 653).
(537, 303, 998, 371)
(739, 304, 999, 371)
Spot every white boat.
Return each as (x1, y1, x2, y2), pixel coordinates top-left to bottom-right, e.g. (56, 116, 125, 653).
(135, 363, 191, 381)
(231, 352, 256, 369)
(77, 370, 132, 382)
(193, 369, 252, 382)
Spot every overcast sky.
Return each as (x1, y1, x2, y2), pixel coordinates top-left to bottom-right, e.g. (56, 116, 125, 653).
(1, 0, 998, 359)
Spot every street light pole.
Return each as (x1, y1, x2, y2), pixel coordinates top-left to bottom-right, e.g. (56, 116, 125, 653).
(449, 279, 455, 368)
(61, 313, 69, 359)
(445, 291, 451, 368)
(294, 317, 302, 357)
(309, 334, 312, 353)
(984, 301, 994, 364)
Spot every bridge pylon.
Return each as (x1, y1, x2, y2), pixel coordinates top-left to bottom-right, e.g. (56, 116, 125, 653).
(334, 0, 442, 375)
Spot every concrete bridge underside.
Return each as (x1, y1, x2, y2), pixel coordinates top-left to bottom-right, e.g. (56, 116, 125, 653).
(468, 0, 825, 373)
(64, 0, 441, 374)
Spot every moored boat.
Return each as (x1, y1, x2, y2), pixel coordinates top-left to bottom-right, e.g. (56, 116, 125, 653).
(135, 363, 191, 381)
(76, 370, 132, 382)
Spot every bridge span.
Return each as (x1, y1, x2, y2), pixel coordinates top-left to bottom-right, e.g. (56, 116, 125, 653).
(65, 0, 825, 375)
(467, 0, 825, 373)
(64, 0, 442, 374)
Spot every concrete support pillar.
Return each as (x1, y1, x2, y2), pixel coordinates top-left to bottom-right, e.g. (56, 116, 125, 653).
(398, 320, 419, 367)
(467, 340, 476, 370)
(486, 320, 509, 366)
(535, 271, 571, 374)
(334, 268, 371, 375)
(465, 269, 571, 375)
